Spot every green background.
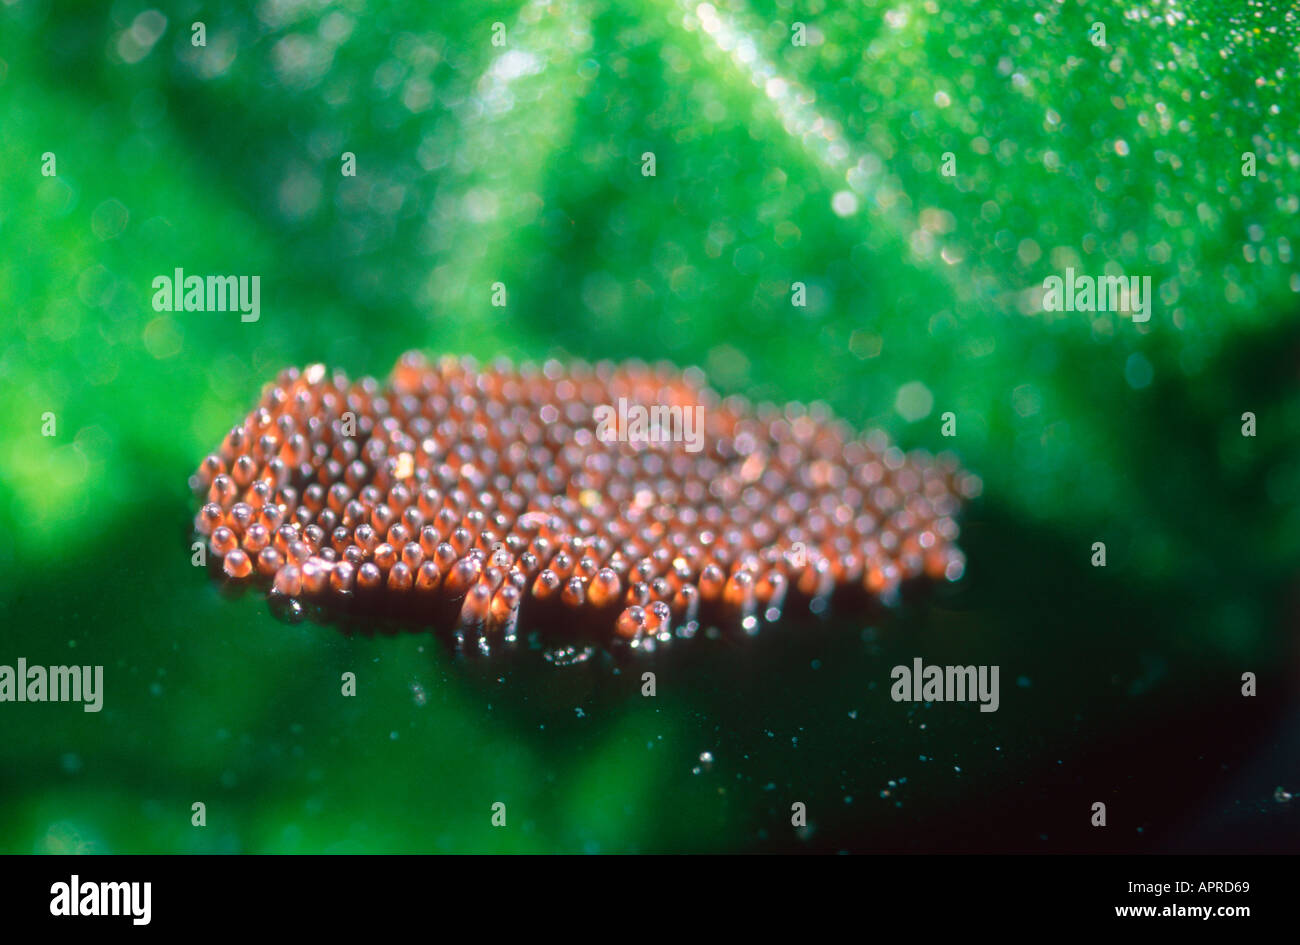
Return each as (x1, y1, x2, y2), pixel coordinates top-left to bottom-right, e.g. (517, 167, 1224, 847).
(1, 0, 1298, 852)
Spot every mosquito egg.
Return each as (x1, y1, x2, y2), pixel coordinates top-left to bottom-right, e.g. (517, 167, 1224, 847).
(191, 352, 975, 654)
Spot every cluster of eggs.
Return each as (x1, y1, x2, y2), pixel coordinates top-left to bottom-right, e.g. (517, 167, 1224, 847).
(192, 353, 978, 655)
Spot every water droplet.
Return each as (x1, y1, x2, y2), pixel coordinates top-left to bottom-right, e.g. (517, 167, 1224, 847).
(543, 645, 595, 667)
(831, 191, 858, 217)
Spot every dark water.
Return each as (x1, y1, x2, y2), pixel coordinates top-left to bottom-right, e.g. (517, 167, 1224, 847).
(4, 485, 1296, 853)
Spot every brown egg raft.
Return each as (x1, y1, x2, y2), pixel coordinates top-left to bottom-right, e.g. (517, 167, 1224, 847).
(191, 353, 980, 658)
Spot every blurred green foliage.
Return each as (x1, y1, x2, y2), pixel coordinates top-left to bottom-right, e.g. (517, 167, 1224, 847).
(0, 0, 1297, 852)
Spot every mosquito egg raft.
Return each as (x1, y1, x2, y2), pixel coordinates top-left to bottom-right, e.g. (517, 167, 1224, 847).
(190, 352, 980, 656)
